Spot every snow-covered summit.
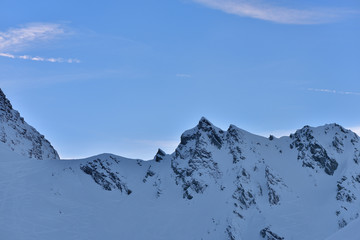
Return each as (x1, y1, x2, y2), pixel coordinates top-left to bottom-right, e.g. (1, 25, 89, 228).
(0, 88, 59, 160)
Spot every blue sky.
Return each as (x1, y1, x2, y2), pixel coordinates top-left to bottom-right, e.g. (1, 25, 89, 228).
(0, 0, 359, 159)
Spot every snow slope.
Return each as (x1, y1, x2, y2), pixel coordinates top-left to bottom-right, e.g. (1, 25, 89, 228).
(1, 89, 360, 240)
(326, 217, 360, 240)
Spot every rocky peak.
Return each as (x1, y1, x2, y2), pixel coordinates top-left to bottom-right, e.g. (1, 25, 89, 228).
(227, 124, 250, 143)
(180, 117, 224, 149)
(293, 123, 352, 139)
(0, 88, 59, 160)
(291, 125, 314, 141)
(290, 124, 343, 175)
(172, 117, 224, 199)
(154, 148, 166, 162)
(197, 117, 214, 131)
(325, 123, 351, 134)
(0, 88, 11, 109)
(0, 89, 16, 118)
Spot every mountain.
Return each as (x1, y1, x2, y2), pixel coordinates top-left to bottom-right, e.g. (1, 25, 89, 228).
(1, 88, 360, 240)
(0, 89, 59, 160)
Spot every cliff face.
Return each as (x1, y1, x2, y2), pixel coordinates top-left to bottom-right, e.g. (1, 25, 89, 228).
(0, 88, 59, 160)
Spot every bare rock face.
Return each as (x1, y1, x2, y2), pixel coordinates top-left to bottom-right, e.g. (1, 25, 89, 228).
(290, 126, 338, 175)
(172, 117, 223, 199)
(80, 157, 132, 194)
(0, 88, 59, 160)
(260, 227, 284, 240)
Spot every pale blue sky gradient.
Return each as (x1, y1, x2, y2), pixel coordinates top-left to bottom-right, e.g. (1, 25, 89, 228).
(0, 0, 359, 159)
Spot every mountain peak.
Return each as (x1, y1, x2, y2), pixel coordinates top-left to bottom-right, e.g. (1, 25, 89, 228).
(197, 117, 214, 131)
(0, 88, 59, 160)
(0, 88, 5, 97)
(0, 88, 13, 111)
(178, 117, 224, 150)
(292, 123, 355, 142)
(154, 148, 166, 162)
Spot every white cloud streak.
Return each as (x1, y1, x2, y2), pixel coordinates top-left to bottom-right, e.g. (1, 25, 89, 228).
(0, 23, 79, 63)
(308, 88, 360, 96)
(0, 23, 64, 52)
(192, 0, 351, 24)
(0, 52, 80, 63)
(0, 52, 15, 58)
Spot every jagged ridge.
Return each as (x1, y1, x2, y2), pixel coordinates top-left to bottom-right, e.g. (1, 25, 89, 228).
(2, 87, 360, 240)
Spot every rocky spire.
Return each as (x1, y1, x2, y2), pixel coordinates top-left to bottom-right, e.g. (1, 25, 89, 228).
(154, 148, 166, 162)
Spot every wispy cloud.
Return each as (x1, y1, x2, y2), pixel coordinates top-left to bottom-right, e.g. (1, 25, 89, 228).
(308, 88, 360, 96)
(0, 23, 64, 51)
(0, 52, 80, 63)
(0, 53, 15, 59)
(192, 0, 352, 24)
(0, 23, 79, 63)
(0, 52, 79, 63)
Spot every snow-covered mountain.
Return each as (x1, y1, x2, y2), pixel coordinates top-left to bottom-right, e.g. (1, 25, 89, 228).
(0, 89, 59, 160)
(1, 88, 360, 240)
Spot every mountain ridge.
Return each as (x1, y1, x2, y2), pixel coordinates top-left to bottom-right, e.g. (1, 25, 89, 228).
(1, 88, 360, 240)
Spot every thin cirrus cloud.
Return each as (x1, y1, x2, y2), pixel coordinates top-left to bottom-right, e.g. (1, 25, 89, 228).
(0, 23, 79, 63)
(0, 52, 80, 63)
(192, 0, 352, 24)
(308, 88, 360, 96)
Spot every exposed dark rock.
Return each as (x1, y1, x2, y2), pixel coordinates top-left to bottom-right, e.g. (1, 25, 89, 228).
(232, 183, 256, 209)
(80, 158, 131, 194)
(229, 146, 246, 164)
(332, 136, 344, 153)
(226, 225, 236, 240)
(143, 166, 155, 183)
(172, 120, 222, 199)
(0, 88, 59, 160)
(338, 219, 347, 229)
(265, 167, 285, 205)
(154, 148, 166, 162)
(336, 176, 356, 203)
(182, 179, 207, 199)
(180, 117, 224, 149)
(352, 174, 360, 184)
(354, 148, 360, 164)
(260, 227, 284, 240)
(291, 126, 338, 175)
